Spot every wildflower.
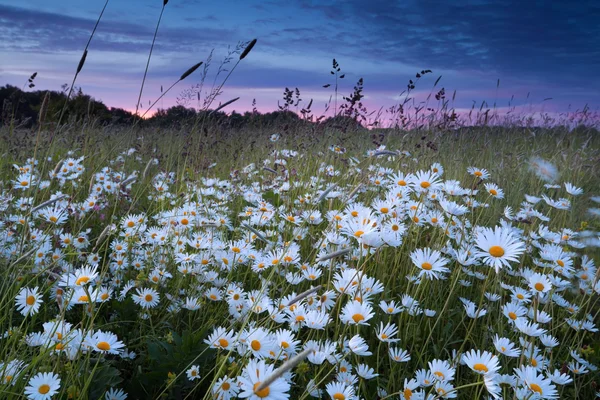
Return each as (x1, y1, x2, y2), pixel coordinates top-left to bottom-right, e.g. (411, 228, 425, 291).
(528, 272, 552, 294)
(186, 365, 201, 381)
(85, 330, 125, 355)
(24, 372, 61, 400)
(238, 359, 290, 400)
(211, 375, 239, 399)
(462, 349, 500, 376)
(493, 336, 520, 357)
(339, 300, 374, 326)
(474, 226, 525, 273)
(428, 359, 455, 382)
(410, 248, 450, 280)
(324, 381, 354, 400)
(376, 322, 400, 343)
(105, 388, 128, 400)
(204, 327, 237, 351)
(132, 288, 160, 309)
(484, 183, 504, 199)
(514, 365, 558, 399)
(16, 287, 42, 316)
(389, 347, 411, 363)
(347, 335, 372, 356)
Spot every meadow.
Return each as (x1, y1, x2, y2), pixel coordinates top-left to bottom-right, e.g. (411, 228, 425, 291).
(1, 24, 600, 400)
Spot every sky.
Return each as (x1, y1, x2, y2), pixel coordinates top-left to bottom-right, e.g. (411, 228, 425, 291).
(1, 0, 599, 120)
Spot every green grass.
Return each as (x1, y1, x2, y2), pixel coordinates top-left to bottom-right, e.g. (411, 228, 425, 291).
(0, 119, 599, 399)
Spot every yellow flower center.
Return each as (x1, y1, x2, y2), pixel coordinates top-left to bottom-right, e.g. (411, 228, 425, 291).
(354, 230, 364, 238)
(351, 211, 358, 217)
(421, 262, 432, 270)
(38, 384, 51, 394)
(218, 338, 229, 348)
(76, 276, 90, 285)
(434, 371, 444, 379)
(251, 340, 261, 351)
(352, 313, 365, 323)
(534, 282, 545, 291)
(281, 341, 289, 349)
(474, 171, 482, 177)
(517, 294, 524, 300)
(488, 246, 505, 257)
(529, 383, 542, 394)
(380, 207, 389, 213)
(97, 341, 111, 351)
(26, 295, 36, 306)
(222, 382, 231, 390)
(508, 312, 517, 320)
(403, 388, 412, 399)
(489, 189, 498, 196)
(473, 363, 488, 372)
(333, 394, 346, 400)
(556, 260, 564, 267)
(145, 294, 153, 302)
(420, 182, 430, 188)
(253, 382, 270, 398)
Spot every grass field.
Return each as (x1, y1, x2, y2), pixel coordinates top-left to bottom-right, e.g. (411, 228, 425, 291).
(0, 114, 599, 400)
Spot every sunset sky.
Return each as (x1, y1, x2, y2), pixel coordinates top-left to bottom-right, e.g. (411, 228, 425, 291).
(1, 0, 599, 119)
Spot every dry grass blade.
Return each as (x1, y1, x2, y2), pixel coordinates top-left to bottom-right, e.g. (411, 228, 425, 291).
(210, 97, 240, 114)
(180, 62, 203, 81)
(255, 347, 314, 392)
(77, 50, 88, 74)
(240, 38, 257, 60)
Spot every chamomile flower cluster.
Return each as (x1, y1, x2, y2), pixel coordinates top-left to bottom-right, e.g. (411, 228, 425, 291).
(0, 148, 598, 399)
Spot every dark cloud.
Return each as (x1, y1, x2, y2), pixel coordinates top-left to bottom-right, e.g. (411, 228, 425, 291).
(0, 5, 236, 55)
(1, 1, 598, 110)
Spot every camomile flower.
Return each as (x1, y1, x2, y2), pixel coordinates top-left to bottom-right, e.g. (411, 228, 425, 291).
(325, 381, 354, 400)
(347, 335, 372, 356)
(564, 182, 583, 196)
(204, 327, 237, 351)
(105, 388, 128, 400)
(493, 335, 520, 357)
(238, 358, 290, 400)
(514, 318, 547, 337)
(389, 347, 411, 363)
(376, 322, 400, 343)
(514, 365, 558, 398)
(356, 363, 378, 379)
(24, 372, 61, 400)
(410, 248, 449, 280)
(131, 288, 160, 309)
(212, 375, 239, 399)
(85, 330, 125, 355)
(434, 380, 457, 399)
(484, 183, 504, 199)
(546, 370, 573, 385)
(428, 359, 455, 382)
(467, 166, 490, 180)
(528, 272, 552, 294)
(244, 327, 276, 359)
(339, 300, 374, 326)
(529, 157, 558, 183)
(379, 300, 402, 315)
(186, 365, 201, 381)
(411, 170, 442, 192)
(474, 226, 525, 273)
(462, 349, 500, 376)
(15, 287, 42, 316)
(60, 265, 98, 288)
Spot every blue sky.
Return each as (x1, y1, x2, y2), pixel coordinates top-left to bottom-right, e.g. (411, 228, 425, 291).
(1, 0, 599, 118)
